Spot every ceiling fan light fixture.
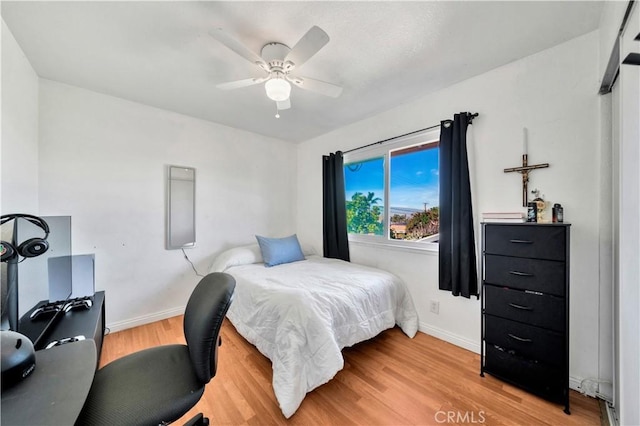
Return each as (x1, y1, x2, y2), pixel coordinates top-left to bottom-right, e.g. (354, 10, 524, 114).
(265, 78, 291, 102)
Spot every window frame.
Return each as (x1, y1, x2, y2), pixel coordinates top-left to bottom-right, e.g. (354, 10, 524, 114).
(343, 128, 440, 253)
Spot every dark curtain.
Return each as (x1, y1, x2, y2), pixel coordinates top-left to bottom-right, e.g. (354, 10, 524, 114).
(322, 152, 350, 261)
(439, 112, 478, 298)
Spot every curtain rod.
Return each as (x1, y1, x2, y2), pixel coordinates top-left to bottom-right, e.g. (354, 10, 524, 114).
(343, 112, 478, 155)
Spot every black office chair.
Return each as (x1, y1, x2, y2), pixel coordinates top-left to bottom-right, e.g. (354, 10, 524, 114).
(76, 273, 236, 426)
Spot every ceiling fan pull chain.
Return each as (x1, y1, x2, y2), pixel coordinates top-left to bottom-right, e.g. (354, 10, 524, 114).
(275, 104, 280, 119)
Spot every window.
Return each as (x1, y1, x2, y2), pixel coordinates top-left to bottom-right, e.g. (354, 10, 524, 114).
(343, 128, 440, 250)
(344, 157, 385, 236)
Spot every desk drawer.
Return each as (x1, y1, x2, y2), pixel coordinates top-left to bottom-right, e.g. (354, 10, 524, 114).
(484, 254, 565, 296)
(485, 315, 565, 367)
(484, 225, 566, 261)
(484, 285, 565, 332)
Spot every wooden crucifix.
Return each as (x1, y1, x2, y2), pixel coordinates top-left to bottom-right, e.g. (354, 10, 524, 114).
(503, 128, 549, 207)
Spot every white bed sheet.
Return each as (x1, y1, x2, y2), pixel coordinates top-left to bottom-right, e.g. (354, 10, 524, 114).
(216, 255, 419, 418)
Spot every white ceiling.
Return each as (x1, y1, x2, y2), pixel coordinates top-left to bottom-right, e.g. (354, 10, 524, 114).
(2, 1, 603, 143)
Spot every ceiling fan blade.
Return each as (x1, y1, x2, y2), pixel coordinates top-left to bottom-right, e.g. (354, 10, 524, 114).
(209, 28, 268, 70)
(277, 98, 291, 110)
(284, 26, 330, 69)
(287, 75, 342, 98)
(216, 77, 268, 90)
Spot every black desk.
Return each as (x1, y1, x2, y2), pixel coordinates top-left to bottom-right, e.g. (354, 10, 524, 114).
(1, 292, 105, 424)
(19, 292, 105, 363)
(1, 340, 96, 425)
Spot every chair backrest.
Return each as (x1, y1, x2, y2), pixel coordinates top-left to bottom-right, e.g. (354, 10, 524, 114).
(183, 272, 235, 384)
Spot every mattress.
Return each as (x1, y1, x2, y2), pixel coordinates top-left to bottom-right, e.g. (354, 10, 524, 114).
(211, 251, 418, 418)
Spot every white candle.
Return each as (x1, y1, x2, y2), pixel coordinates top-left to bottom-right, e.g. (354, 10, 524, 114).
(523, 127, 528, 156)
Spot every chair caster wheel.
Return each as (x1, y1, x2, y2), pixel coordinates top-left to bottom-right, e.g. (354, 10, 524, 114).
(184, 413, 209, 426)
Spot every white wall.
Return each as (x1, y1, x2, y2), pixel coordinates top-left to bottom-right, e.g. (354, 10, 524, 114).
(38, 79, 297, 330)
(297, 31, 604, 388)
(1, 19, 39, 213)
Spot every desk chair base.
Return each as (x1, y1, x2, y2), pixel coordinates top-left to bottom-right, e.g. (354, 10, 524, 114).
(184, 413, 209, 426)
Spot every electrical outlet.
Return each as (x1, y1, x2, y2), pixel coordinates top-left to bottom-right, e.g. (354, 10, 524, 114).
(430, 300, 440, 314)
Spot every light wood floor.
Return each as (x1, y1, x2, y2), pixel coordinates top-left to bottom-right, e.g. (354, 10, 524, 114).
(101, 317, 603, 425)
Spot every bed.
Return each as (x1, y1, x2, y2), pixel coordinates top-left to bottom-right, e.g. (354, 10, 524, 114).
(209, 243, 419, 418)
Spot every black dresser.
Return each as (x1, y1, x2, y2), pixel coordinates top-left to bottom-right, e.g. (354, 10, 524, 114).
(480, 223, 570, 414)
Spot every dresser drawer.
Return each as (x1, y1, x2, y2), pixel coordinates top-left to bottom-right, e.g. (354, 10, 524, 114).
(484, 345, 565, 402)
(484, 315, 565, 367)
(484, 285, 565, 332)
(484, 254, 565, 296)
(484, 225, 566, 261)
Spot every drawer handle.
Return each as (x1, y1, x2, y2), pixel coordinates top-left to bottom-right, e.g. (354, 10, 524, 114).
(507, 333, 533, 343)
(509, 239, 533, 244)
(508, 270, 534, 277)
(508, 303, 533, 311)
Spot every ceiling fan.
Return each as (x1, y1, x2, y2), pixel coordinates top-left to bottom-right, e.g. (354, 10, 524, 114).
(210, 26, 342, 114)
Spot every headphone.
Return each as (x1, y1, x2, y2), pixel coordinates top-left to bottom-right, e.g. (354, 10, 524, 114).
(0, 214, 50, 262)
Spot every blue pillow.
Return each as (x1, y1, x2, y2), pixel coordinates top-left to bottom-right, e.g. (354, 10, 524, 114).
(255, 234, 305, 267)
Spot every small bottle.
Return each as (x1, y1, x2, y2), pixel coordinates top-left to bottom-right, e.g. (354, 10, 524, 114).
(527, 202, 537, 222)
(553, 203, 564, 223)
(534, 195, 545, 223)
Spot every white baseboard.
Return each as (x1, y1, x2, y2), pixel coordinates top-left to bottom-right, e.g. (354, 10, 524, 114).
(419, 321, 481, 354)
(106, 306, 185, 333)
(570, 376, 615, 402)
(570, 375, 589, 394)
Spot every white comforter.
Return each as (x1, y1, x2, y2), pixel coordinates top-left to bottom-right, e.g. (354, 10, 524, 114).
(217, 255, 419, 418)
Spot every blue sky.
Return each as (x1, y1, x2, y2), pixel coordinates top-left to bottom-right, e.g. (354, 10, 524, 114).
(344, 148, 439, 210)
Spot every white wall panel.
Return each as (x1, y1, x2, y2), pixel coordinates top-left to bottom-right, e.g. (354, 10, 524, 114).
(1, 19, 39, 213)
(37, 80, 297, 329)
